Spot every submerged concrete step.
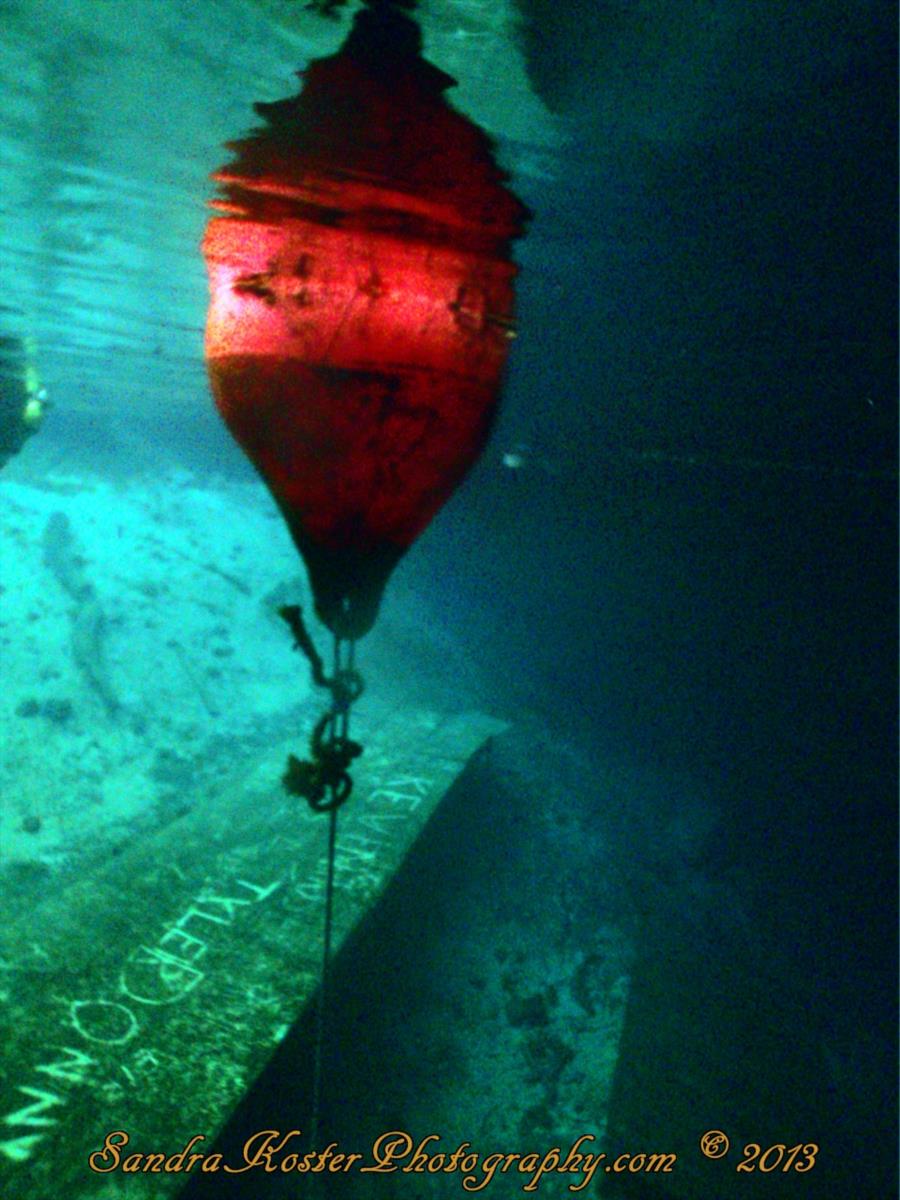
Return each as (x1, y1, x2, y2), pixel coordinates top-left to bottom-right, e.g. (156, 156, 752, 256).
(0, 707, 505, 1198)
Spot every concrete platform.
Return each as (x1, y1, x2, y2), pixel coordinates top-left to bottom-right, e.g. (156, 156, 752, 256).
(0, 707, 505, 1198)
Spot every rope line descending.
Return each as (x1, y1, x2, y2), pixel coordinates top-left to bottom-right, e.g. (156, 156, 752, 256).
(279, 609, 366, 1170)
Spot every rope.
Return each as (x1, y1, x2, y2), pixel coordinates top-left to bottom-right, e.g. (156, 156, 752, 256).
(308, 799, 338, 1161)
(278, 616, 364, 1174)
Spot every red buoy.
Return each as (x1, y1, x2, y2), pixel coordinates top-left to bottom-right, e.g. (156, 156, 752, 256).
(203, 0, 530, 638)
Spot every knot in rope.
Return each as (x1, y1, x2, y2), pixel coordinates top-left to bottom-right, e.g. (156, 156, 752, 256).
(283, 711, 363, 811)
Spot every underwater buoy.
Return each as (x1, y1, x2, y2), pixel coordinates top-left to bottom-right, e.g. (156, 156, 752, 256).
(202, 0, 530, 641)
(202, 3, 529, 1146)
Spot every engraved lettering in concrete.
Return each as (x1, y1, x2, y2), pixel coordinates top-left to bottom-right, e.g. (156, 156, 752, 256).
(0, 873, 284, 1164)
(69, 1000, 139, 1046)
(0, 1087, 65, 1161)
(34, 1047, 96, 1086)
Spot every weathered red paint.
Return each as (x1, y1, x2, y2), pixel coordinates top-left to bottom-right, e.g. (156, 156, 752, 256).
(203, 1, 529, 637)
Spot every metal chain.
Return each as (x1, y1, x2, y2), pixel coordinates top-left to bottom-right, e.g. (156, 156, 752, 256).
(279, 606, 364, 810)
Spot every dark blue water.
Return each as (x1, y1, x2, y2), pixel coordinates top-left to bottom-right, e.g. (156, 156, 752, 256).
(405, 4, 898, 1192)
